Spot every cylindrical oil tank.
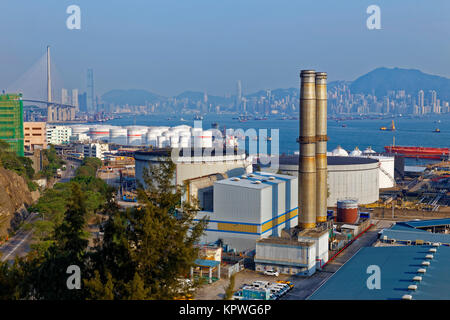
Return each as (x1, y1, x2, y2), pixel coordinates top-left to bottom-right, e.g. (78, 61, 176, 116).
(127, 128, 142, 145)
(202, 130, 213, 148)
(89, 126, 110, 142)
(71, 125, 90, 135)
(109, 127, 128, 145)
(337, 199, 358, 224)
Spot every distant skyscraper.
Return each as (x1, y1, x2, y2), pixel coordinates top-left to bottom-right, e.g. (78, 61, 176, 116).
(236, 80, 242, 112)
(61, 88, 69, 105)
(430, 90, 438, 113)
(418, 90, 424, 114)
(87, 69, 95, 114)
(72, 89, 79, 112)
(78, 92, 87, 113)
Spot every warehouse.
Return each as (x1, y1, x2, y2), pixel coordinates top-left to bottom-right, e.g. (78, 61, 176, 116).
(308, 245, 450, 300)
(261, 155, 379, 206)
(195, 172, 298, 252)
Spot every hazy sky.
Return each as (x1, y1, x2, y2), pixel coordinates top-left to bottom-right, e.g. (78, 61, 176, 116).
(1, 0, 449, 97)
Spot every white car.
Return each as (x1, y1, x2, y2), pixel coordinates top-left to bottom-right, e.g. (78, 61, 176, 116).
(263, 270, 279, 277)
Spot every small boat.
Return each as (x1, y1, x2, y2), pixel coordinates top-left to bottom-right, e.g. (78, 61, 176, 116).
(433, 128, 441, 133)
(341, 124, 347, 127)
(180, 118, 187, 122)
(266, 136, 272, 141)
(381, 120, 395, 131)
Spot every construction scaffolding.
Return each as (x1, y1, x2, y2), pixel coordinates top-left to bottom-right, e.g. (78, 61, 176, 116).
(0, 93, 24, 156)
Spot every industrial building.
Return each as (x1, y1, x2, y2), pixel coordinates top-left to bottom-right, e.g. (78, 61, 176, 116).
(262, 155, 380, 206)
(0, 93, 24, 156)
(195, 172, 298, 252)
(250, 70, 331, 276)
(379, 218, 450, 246)
(308, 245, 450, 300)
(134, 147, 252, 188)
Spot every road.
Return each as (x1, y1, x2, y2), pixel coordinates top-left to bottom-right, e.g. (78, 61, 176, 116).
(0, 158, 80, 263)
(0, 212, 38, 262)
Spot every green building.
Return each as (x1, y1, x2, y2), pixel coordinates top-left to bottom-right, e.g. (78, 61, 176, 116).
(0, 93, 24, 157)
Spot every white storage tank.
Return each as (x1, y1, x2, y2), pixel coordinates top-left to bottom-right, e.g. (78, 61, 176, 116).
(89, 126, 110, 142)
(71, 125, 90, 135)
(127, 126, 147, 145)
(109, 127, 128, 145)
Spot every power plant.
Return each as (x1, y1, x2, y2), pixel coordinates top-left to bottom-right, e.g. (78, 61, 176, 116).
(298, 70, 329, 229)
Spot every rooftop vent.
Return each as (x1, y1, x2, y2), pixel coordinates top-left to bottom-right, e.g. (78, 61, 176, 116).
(248, 174, 256, 177)
(241, 175, 248, 179)
(425, 254, 434, 259)
(421, 261, 430, 266)
(408, 285, 418, 291)
(231, 177, 240, 182)
(417, 268, 426, 274)
(412, 276, 422, 282)
(402, 295, 413, 300)
(268, 176, 276, 180)
(252, 180, 262, 184)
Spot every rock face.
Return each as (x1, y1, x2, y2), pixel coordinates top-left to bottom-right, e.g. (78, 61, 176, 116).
(0, 167, 34, 238)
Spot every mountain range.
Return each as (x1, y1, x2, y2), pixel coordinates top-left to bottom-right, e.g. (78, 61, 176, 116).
(101, 68, 450, 105)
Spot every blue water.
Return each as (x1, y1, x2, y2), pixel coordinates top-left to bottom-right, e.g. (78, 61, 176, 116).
(103, 113, 450, 165)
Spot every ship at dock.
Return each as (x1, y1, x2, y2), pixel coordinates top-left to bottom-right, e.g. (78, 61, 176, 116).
(384, 145, 450, 159)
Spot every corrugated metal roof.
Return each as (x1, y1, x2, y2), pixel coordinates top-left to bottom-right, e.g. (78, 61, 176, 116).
(401, 218, 450, 228)
(380, 229, 450, 244)
(309, 246, 450, 300)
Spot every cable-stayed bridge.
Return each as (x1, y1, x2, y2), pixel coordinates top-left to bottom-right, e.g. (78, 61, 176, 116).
(5, 46, 78, 122)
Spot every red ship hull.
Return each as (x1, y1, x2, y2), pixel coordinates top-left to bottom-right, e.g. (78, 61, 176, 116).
(384, 146, 450, 159)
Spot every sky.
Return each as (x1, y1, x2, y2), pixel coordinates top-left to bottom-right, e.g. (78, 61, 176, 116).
(0, 0, 449, 98)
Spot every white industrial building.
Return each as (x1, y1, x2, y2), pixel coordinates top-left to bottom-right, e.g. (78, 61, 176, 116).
(195, 172, 298, 252)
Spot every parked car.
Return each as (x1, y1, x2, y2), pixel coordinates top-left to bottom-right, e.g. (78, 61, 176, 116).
(232, 290, 244, 300)
(264, 270, 279, 277)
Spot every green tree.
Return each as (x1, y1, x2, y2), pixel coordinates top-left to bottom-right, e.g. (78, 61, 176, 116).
(24, 183, 90, 300)
(224, 273, 236, 300)
(85, 158, 208, 299)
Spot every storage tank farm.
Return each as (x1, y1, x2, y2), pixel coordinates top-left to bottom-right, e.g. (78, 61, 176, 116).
(71, 123, 218, 149)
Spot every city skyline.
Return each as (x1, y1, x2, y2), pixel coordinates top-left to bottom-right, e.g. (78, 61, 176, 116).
(0, 0, 449, 97)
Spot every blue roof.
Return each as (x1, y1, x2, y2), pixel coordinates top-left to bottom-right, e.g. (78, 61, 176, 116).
(194, 259, 220, 268)
(400, 218, 450, 229)
(380, 229, 450, 244)
(309, 246, 450, 300)
(389, 224, 427, 232)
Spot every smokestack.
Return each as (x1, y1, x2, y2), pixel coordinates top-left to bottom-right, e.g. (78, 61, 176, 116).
(315, 72, 328, 223)
(298, 70, 316, 229)
(47, 46, 51, 102)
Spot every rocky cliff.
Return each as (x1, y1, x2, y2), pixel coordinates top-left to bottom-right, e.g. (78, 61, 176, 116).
(0, 167, 35, 238)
